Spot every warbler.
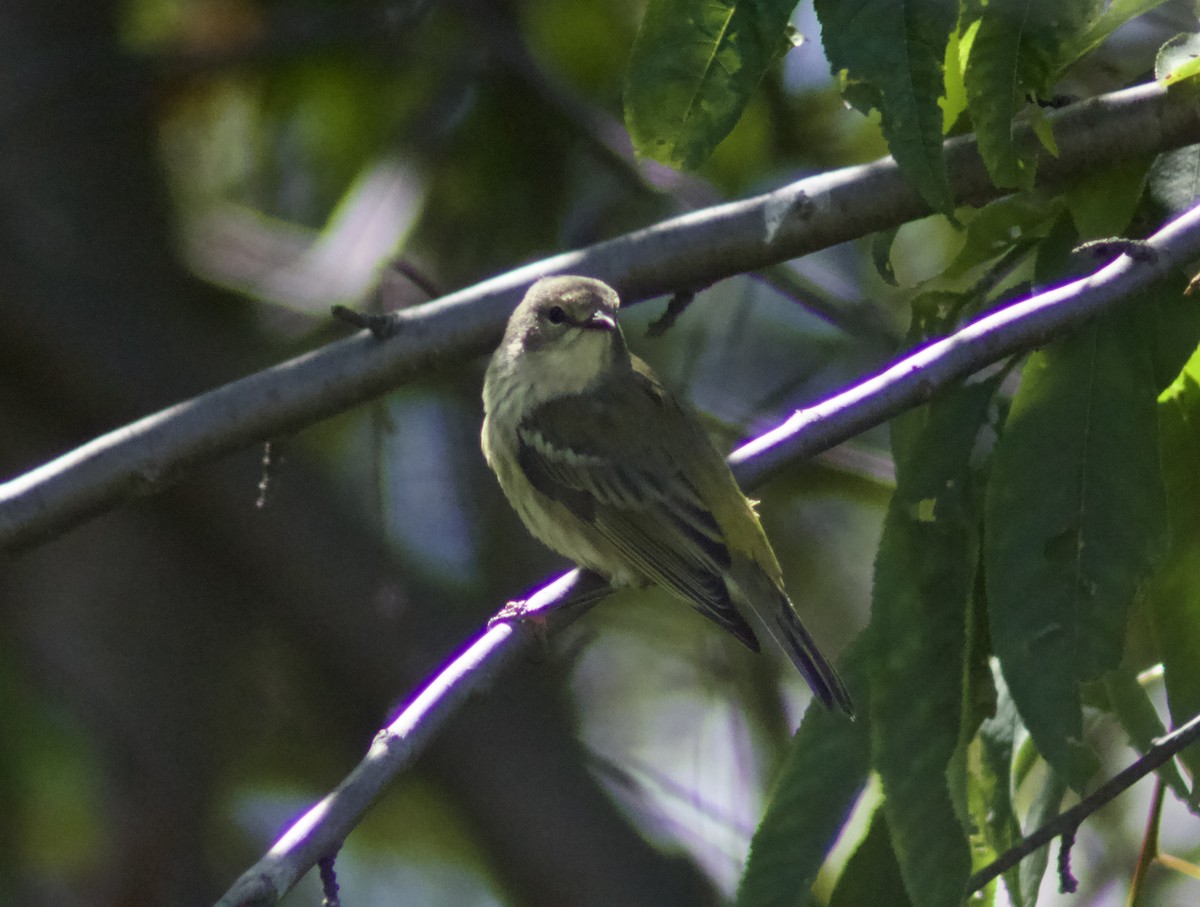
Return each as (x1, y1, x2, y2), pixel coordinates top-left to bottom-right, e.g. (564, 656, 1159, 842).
(482, 276, 852, 714)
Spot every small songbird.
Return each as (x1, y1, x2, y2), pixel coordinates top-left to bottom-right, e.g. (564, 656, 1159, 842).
(482, 276, 852, 714)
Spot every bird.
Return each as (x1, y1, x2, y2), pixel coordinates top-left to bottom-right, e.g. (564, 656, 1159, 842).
(481, 275, 852, 714)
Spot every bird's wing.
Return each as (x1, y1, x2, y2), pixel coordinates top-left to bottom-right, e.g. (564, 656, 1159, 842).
(515, 367, 759, 650)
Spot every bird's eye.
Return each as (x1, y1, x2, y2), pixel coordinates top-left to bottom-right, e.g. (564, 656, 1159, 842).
(546, 305, 566, 325)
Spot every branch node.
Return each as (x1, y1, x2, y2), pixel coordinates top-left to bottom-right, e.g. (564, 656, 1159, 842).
(488, 598, 550, 651)
(331, 305, 398, 339)
(1073, 238, 1158, 264)
(488, 598, 533, 627)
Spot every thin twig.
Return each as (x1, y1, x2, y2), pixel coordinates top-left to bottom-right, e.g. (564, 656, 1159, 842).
(317, 849, 341, 907)
(965, 710, 1200, 896)
(135, 0, 441, 78)
(645, 289, 698, 337)
(1126, 779, 1166, 907)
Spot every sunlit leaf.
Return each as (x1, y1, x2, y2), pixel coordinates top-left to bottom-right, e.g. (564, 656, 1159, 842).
(828, 809, 913, 907)
(1157, 32, 1200, 86)
(941, 28, 969, 133)
(946, 192, 1063, 278)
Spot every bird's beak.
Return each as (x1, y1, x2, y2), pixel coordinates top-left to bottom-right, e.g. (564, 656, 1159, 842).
(581, 310, 617, 331)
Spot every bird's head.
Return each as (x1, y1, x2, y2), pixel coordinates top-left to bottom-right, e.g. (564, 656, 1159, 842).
(495, 276, 628, 397)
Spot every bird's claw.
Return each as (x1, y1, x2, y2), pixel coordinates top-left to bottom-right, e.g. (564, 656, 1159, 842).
(489, 598, 532, 627)
(488, 599, 551, 651)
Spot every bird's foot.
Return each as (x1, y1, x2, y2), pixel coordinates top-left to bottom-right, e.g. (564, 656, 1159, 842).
(490, 598, 531, 624)
(488, 598, 551, 652)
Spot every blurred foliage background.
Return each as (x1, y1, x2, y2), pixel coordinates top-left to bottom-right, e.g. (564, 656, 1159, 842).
(0, 1, 1198, 906)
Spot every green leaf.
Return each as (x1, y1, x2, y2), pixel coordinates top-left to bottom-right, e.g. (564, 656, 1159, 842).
(1148, 271, 1200, 393)
(977, 670, 1027, 906)
(1018, 764, 1068, 903)
(985, 302, 1167, 790)
(814, 0, 957, 214)
(869, 379, 998, 907)
(736, 635, 871, 907)
(964, 0, 1101, 188)
(946, 192, 1063, 278)
(1066, 157, 1152, 240)
(1149, 347, 1200, 785)
(942, 27, 969, 134)
(828, 810, 914, 907)
(957, 755, 1001, 907)
(1157, 32, 1200, 86)
(1103, 665, 1192, 803)
(624, 0, 797, 170)
(1148, 144, 1200, 217)
(1062, 0, 1175, 74)
(948, 587, 1002, 902)
(872, 227, 900, 286)
(950, 570, 1000, 818)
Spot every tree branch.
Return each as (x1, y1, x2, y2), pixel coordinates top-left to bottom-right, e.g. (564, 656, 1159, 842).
(213, 201, 1200, 905)
(2, 82, 1198, 551)
(730, 201, 1200, 487)
(214, 569, 609, 907)
(965, 709, 1200, 897)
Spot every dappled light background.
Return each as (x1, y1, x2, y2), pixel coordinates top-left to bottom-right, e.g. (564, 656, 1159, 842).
(0, 1, 1194, 905)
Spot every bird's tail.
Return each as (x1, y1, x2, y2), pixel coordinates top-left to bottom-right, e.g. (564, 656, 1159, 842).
(765, 596, 854, 716)
(733, 568, 853, 715)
